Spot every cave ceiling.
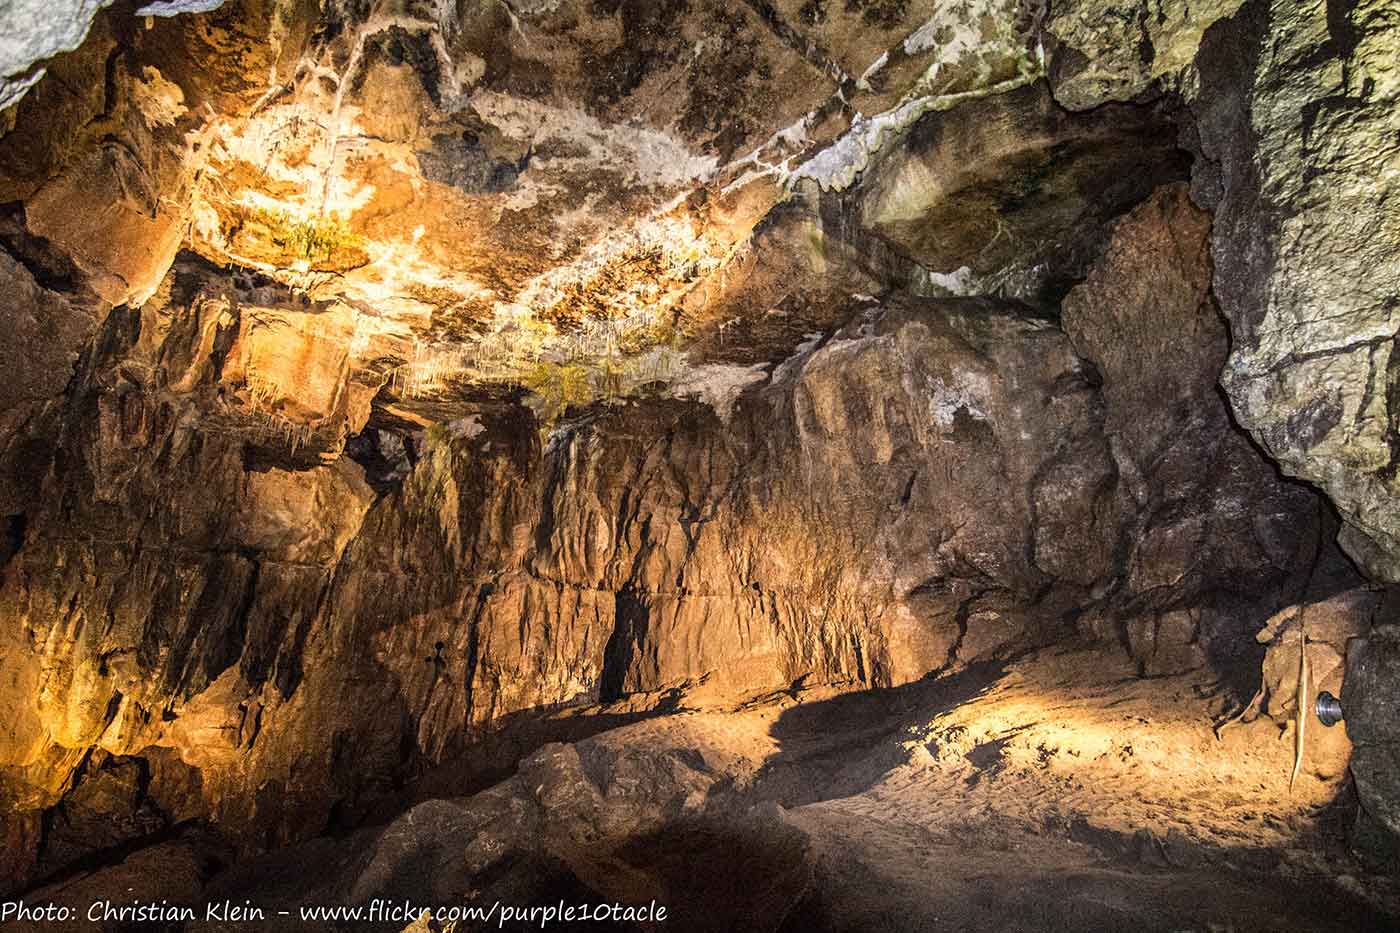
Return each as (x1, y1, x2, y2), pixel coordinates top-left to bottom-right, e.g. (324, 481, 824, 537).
(0, 0, 1186, 438)
(5, 0, 1398, 581)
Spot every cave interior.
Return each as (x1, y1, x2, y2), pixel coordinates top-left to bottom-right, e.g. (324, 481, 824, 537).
(1, 0, 1400, 929)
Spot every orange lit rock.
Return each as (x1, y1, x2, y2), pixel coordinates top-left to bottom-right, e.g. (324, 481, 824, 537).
(0, 0, 1397, 904)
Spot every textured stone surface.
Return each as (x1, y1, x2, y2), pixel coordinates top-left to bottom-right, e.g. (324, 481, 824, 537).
(0, 0, 112, 111)
(0, 241, 101, 513)
(1050, 0, 1400, 603)
(0, 0, 1398, 904)
(90, 647, 1396, 931)
(204, 728, 816, 933)
(853, 82, 1189, 300)
(0, 194, 1324, 889)
(1046, 0, 1245, 109)
(1343, 623, 1400, 864)
(1048, 1, 1400, 855)
(13, 837, 220, 933)
(1191, 0, 1400, 582)
(1, 0, 1050, 408)
(0, 289, 1112, 855)
(1061, 183, 1322, 677)
(0, 0, 310, 306)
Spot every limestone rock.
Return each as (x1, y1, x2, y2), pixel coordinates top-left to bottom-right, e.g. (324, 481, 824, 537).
(0, 239, 1324, 885)
(1062, 183, 1321, 673)
(0, 244, 100, 513)
(1, 0, 309, 306)
(0, 0, 112, 112)
(13, 837, 219, 932)
(1192, 0, 1400, 582)
(1046, 0, 1245, 109)
(1343, 624, 1400, 861)
(0, 0, 1395, 898)
(193, 717, 812, 933)
(854, 82, 1189, 300)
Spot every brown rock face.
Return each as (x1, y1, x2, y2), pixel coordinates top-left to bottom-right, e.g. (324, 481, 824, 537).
(1, 0, 1398, 911)
(1060, 184, 1322, 677)
(0, 1, 309, 307)
(0, 240, 101, 515)
(0, 183, 1327, 892)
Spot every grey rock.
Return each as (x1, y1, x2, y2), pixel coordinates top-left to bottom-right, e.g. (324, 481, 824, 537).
(1046, 0, 1245, 109)
(1343, 624, 1400, 859)
(853, 82, 1189, 302)
(134, 0, 225, 16)
(0, 0, 112, 112)
(1191, 0, 1400, 581)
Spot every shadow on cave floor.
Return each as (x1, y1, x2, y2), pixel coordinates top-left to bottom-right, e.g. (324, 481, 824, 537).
(748, 657, 1011, 807)
(368, 688, 688, 826)
(740, 644, 1400, 933)
(13, 645, 1400, 933)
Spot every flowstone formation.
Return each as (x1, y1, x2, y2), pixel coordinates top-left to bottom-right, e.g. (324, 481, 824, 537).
(0, 0, 1399, 927)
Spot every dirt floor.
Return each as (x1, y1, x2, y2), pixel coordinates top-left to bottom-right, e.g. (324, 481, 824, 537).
(581, 644, 1400, 932)
(17, 644, 1400, 933)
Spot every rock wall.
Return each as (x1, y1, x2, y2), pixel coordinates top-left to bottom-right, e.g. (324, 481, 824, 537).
(2, 0, 1399, 893)
(0, 183, 1328, 891)
(1047, 0, 1400, 857)
(1187, 0, 1400, 585)
(1344, 618, 1400, 865)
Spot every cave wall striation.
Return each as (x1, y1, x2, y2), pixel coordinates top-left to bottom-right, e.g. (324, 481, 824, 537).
(0, 0, 1395, 893)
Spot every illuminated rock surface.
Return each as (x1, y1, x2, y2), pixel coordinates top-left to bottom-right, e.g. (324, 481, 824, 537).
(0, 0, 1398, 927)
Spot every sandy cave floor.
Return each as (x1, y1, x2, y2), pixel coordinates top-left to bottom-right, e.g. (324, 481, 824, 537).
(534, 644, 1400, 932)
(19, 644, 1400, 933)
